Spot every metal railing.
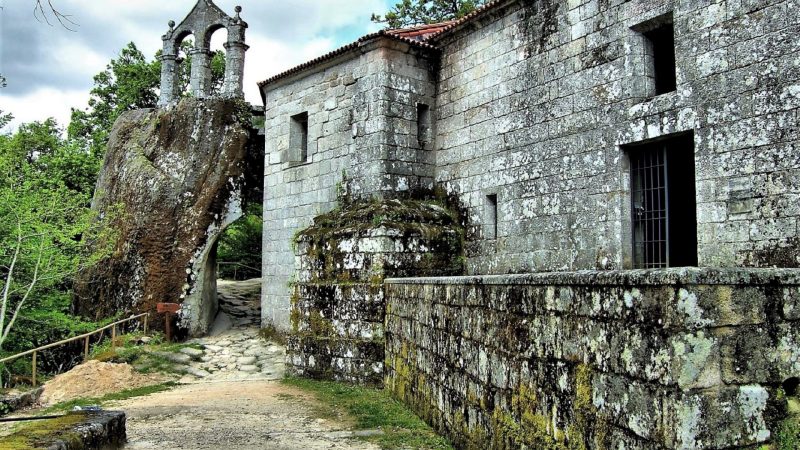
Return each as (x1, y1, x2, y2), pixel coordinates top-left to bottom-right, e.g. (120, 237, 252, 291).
(216, 261, 261, 280)
(0, 313, 150, 387)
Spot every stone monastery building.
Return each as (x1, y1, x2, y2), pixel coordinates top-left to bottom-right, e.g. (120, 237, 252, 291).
(248, 1, 800, 448)
(139, 0, 800, 448)
(259, 0, 800, 326)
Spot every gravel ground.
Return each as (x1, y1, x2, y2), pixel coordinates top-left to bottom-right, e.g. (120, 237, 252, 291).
(113, 379, 381, 450)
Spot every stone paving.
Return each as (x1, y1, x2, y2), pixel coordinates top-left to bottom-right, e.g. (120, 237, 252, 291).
(160, 326, 286, 383)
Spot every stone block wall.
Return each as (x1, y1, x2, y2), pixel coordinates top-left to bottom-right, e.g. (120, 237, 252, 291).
(262, 39, 438, 330)
(385, 269, 800, 449)
(288, 199, 463, 384)
(431, 0, 800, 273)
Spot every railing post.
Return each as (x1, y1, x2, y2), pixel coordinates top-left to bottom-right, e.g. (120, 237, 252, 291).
(144, 314, 149, 336)
(84, 335, 90, 361)
(112, 324, 117, 348)
(31, 351, 37, 387)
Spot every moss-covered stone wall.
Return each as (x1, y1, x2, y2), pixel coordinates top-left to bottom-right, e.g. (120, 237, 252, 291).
(288, 199, 464, 384)
(385, 268, 800, 449)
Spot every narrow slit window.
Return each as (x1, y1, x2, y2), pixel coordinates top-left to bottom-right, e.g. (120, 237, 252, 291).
(635, 14, 677, 96)
(486, 194, 498, 240)
(417, 103, 431, 148)
(290, 112, 309, 162)
(627, 133, 697, 268)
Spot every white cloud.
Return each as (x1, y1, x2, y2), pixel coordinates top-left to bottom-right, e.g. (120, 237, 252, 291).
(2, 87, 87, 130)
(1, 0, 393, 128)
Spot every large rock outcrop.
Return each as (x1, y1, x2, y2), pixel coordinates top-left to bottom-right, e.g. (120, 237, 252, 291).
(74, 98, 253, 336)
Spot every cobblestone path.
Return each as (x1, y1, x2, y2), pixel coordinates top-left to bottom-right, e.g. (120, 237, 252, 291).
(119, 325, 380, 450)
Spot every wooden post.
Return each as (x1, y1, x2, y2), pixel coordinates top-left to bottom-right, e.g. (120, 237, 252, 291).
(112, 324, 117, 348)
(157, 304, 180, 343)
(165, 312, 172, 342)
(31, 352, 37, 387)
(84, 336, 90, 361)
(143, 314, 149, 335)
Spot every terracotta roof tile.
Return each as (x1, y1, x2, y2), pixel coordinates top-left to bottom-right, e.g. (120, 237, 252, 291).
(425, 0, 510, 40)
(388, 20, 458, 40)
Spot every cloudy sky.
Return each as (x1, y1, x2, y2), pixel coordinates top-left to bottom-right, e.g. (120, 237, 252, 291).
(0, 0, 393, 129)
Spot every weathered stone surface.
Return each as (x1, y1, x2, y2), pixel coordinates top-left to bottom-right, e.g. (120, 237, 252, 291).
(217, 278, 262, 327)
(385, 269, 800, 449)
(159, 0, 248, 105)
(155, 351, 192, 365)
(73, 97, 253, 336)
(180, 347, 205, 359)
(261, 0, 800, 334)
(0, 387, 42, 417)
(287, 198, 464, 385)
(0, 411, 127, 449)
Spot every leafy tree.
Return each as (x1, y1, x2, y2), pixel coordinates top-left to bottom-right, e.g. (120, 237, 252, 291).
(0, 132, 112, 354)
(372, 0, 487, 28)
(217, 203, 262, 280)
(0, 115, 117, 386)
(68, 43, 160, 158)
(68, 41, 226, 159)
(1, 75, 10, 131)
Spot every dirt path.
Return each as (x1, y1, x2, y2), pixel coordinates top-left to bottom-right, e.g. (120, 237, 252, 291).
(112, 379, 381, 450)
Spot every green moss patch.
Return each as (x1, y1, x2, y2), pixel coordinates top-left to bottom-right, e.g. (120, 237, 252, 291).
(283, 376, 452, 449)
(0, 413, 84, 449)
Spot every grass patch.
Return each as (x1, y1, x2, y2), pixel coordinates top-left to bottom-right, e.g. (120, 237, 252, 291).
(776, 415, 800, 450)
(42, 382, 178, 414)
(282, 377, 451, 449)
(259, 323, 288, 346)
(89, 332, 196, 376)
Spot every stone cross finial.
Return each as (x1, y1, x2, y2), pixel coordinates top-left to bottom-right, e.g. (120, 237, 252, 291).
(158, 0, 249, 106)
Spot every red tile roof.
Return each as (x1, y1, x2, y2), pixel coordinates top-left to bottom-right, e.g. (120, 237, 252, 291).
(424, 0, 510, 41)
(257, 0, 509, 89)
(388, 20, 458, 40)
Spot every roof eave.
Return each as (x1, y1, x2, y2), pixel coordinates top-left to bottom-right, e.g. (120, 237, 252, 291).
(258, 31, 439, 90)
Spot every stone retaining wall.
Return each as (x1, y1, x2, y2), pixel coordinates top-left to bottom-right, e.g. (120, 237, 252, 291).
(0, 387, 42, 417)
(0, 410, 126, 449)
(288, 199, 463, 384)
(385, 268, 800, 449)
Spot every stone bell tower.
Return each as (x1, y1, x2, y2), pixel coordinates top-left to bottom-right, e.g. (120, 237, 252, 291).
(158, 0, 249, 106)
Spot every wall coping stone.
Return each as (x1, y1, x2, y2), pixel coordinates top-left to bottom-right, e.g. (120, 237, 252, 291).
(385, 268, 800, 286)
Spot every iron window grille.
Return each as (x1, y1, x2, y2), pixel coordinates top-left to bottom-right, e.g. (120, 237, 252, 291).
(628, 134, 697, 269)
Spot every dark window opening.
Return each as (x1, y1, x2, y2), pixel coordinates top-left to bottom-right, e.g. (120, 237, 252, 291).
(627, 133, 697, 268)
(641, 17, 677, 95)
(486, 194, 498, 240)
(783, 377, 800, 397)
(290, 112, 309, 162)
(417, 103, 431, 148)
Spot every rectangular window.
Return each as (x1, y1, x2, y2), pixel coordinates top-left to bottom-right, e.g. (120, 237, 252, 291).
(627, 133, 697, 268)
(417, 103, 431, 148)
(290, 112, 309, 162)
(633, 13, 677, 97)
(485, 194, 498, 240)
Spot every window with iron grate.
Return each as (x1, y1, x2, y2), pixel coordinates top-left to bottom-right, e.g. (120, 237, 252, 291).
(627, 133, 697, 268)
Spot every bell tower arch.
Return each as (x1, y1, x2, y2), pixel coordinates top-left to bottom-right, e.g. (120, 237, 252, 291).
(158, 0, 248, 106)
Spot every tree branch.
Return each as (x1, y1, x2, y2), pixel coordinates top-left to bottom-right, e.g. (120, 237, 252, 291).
(33, 0, 78, 31)
(0, 218, 23, 342)
(1, 236, 45, 344)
